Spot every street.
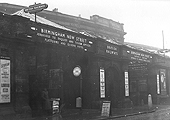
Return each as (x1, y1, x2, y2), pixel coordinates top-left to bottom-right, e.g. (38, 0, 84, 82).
(113, 108, 170, 120)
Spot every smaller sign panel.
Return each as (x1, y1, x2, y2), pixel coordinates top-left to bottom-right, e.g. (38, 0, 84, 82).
(97, 41, 119, 58)
(101, 101, 111, 117)
(123, 48, 152, 63)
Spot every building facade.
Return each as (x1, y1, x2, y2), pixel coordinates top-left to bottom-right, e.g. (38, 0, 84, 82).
(0, 3, 170, 117)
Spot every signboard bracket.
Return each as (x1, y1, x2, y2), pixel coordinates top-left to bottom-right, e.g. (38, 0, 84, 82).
(24, 3, 48, 22)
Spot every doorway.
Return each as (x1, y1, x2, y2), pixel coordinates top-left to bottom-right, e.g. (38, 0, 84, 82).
(105, 67, 120, 108)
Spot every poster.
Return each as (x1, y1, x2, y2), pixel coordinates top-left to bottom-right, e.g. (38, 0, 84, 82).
(101, 101, 111, 117)
(160, 69, 166, 95)
(52, 99, 60, 114)
(124, 71, 129, 96)
(0, 59, 10, 103)
(157, 74, 160, 94)
(100, 68, 105, 98)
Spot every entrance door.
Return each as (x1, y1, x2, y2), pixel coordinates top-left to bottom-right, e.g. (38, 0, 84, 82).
(105, 67, 120, 108)
(63, 70, 79, 109)
(130, 79, 147, 106)
(48, 69, 62, 98)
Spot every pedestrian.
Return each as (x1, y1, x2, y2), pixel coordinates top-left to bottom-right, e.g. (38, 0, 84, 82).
(41, 88, 51, 116)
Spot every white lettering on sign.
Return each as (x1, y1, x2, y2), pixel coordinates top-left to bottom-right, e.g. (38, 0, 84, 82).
(124, 49, 152, 63)
(76, 37, 87, 43)
(106, 50, 118, 55)
(67, 43, 76, 47)
(97, 41, 119, 57)
(58, 37, 67, 42)
(37, 28, 93, 51)
(83, 43, 91, 47)
(67, 35, 75, 40)
(41, 28, 66, 37)
(105, 44, 119, 55)
(75, 41, 83, 45)
(106, 45, 117, 51)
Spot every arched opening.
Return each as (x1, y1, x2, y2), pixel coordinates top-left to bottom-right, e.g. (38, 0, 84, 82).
(105, 66, 120, 108)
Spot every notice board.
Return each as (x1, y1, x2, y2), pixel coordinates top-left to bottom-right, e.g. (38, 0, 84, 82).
(101, 101, 111, 117)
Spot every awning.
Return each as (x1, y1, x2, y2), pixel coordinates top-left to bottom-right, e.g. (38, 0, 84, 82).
(11, 9, 75, 32)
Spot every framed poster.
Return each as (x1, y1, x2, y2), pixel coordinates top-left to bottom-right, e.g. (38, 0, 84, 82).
(125, 71, 129, 96)
(0, 59, 10, 103)
(100, 68, 105, 98)
(101, 101, 111, 117)
(160, 69, 166, 95)
(157, 74, 160, 94)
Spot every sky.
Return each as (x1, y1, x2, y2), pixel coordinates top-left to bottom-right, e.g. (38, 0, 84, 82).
(1, 0, 170, 52)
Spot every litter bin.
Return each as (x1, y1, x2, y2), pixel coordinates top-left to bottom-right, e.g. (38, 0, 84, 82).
(50, 98, 60, 115)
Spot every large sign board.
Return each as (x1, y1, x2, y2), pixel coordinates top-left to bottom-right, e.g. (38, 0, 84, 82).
(0, 59, 10, 103)
(97, 41, 119, 58)
(122, 48, 153, 63)
(35, 26, 94, 52)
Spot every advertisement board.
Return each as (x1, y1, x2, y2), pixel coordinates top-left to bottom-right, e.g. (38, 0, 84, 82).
(157, 74, 160, 94)
(124, 71, 129, 96)
(0, 59, 10, 103)
(101, 101, 111, 117)
(100, 68, 105, 98)
(97, 41, 119, 58)
(122, 48, 153, 63)
(160, 69, 167, 95)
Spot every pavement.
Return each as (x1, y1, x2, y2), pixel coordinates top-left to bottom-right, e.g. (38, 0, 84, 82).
(0, 104, 170, 120)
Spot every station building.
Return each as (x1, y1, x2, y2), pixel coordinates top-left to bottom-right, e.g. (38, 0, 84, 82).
(0, 3, 170, 116)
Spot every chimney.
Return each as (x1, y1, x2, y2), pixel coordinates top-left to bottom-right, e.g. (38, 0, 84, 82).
(52, 8, 58, 12)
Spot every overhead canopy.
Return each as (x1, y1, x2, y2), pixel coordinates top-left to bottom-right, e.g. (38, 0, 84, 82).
(11, 9, 75, 32)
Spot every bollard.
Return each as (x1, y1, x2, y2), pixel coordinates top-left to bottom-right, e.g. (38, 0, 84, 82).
(148, 94, 152, 109)
(76, 97, 82, 108)
(76, 97, 82, 114)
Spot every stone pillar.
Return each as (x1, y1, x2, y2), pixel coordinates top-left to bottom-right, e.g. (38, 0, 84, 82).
(14, 46, 31, 118)
(121, 62, 132, 108)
